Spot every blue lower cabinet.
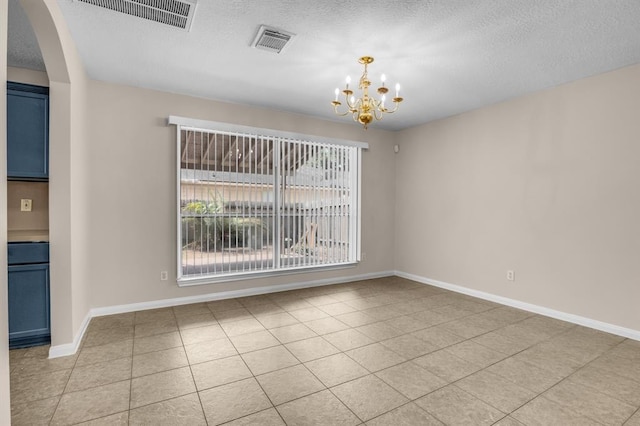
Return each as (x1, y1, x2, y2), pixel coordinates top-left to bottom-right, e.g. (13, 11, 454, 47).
(8, 255, 51, 349)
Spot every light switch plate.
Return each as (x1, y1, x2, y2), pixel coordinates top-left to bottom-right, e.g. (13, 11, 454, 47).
(20, 199, 33, 212)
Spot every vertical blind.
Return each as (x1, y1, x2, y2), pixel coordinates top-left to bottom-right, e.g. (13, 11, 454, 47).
(172, 118, 365, 284)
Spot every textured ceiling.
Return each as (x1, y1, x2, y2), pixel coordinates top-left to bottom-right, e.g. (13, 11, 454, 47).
(8, 0, 640, 130)
(7, 0, 45, 71)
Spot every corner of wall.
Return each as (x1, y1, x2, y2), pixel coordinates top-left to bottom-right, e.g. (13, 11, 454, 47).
(20, 0, 92, 352)
(391, 64, 640, 333)
(391, 129, 404, 272)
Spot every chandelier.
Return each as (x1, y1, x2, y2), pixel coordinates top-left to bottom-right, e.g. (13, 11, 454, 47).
(331, 56, 403, 129)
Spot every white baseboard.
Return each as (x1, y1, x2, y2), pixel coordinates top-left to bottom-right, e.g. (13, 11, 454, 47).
(396, 270, 640, 342)
(92, 270, 394, 317)
(48, 270, 394, 358)
(48, 311, 91, 359)
(49, 268, 638, 359)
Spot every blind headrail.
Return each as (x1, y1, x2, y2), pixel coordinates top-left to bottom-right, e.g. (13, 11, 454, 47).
(168, 116, 369, 150)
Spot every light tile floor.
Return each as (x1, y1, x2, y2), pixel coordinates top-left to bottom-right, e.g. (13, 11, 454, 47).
(9, 277, 640, 425)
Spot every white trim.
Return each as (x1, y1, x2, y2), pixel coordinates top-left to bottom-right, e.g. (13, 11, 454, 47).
(395, 270, 640, 342)
(97, 270, 393, 316)
(168, 115, 369, 149)
(355, 148, 362, 262)
(48, 311, 91, 359)
(175, 122, 182, 281)
(48, 270, 393, 358)
(174, 120, 365, 284)
(178, 262, 358, 286)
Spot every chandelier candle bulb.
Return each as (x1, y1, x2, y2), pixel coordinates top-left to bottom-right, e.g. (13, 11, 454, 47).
(331, 56, 404, 129)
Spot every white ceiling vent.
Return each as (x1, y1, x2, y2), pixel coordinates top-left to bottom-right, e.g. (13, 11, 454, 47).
(252, 25, 295, 54)
(76, 0, 197, 31)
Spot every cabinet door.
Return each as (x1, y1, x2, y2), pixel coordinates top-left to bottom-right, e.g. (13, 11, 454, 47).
(7, 84, 49, 179)
(8, 264, 50, 346)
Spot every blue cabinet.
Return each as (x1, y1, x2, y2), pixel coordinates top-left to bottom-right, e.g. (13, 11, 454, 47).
(8, 264, 50, 347)
(7, 82, 49, 180)
(8, 243, 50, 349)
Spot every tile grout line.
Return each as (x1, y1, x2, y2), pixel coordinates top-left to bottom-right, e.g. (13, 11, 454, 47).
(624, 406, 640, 425)
(241, 297, 348, 425)
(228, 291, 405, 424)
(9, 279, 640, 425)
(187, 303, 217, 425)
(128, 312, 139, 420)
(521, 337, 639, 425)
(11, 288, 531, 424)
(210, 301, 283, 425)
(47, 330, 84, 425)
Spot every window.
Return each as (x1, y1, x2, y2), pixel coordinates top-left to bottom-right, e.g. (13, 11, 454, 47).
(169, 117, 367, 285)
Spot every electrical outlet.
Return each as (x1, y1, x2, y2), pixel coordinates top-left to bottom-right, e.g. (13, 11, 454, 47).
(506, 270, 515, 281)
(160, 271, 168, 281)
(361, 252, 367, 261)
(20, 199, 32, 212)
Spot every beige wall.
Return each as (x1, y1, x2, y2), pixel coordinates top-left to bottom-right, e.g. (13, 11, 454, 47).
(395, 64, 640, 331)
(7, 66, 48, 86)
(68, 60, 91, 347)
(19, 0, 91, 347)
(85, 80, 396, 308)
(7, 181, 49, 232)
(1, 0, 10, 421)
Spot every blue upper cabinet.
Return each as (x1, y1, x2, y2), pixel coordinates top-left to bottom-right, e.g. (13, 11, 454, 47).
(7, 82, 49, 180)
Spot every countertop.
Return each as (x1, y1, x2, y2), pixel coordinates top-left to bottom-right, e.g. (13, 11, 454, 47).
(8, 230, 49, 243)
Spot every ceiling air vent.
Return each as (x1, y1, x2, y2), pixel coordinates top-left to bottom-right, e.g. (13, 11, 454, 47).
(76, 0, 197, 31)
(252, 25, 295, 54)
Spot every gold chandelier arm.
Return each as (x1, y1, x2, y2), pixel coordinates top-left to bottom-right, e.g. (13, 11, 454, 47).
(382, 98, 403, 114)
(346, 94, 358, 110)
(331, 101, 351, 117)
(345, 97, 354, 109)
(370, 98, 383, 120)
(348, 97, 362, 114)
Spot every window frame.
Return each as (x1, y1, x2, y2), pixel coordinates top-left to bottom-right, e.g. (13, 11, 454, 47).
(169, 116, 368, 286)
